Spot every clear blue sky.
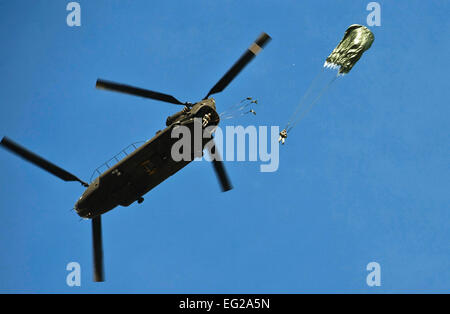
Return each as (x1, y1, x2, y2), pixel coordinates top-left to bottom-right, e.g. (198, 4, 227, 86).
(0, 0, 448, 293)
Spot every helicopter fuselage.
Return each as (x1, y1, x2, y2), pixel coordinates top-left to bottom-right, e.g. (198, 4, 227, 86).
(74, 98, 219, 218)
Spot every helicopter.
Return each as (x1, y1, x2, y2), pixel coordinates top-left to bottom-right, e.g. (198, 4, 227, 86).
(0, 32, 271, 282)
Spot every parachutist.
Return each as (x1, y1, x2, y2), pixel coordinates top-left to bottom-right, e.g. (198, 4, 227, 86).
(278, 129, 287, 145)
(249, 109, 256, 115)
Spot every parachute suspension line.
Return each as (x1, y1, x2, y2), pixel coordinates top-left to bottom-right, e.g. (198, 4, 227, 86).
(287, 74, 338, 133)
(285, 68, 324, 131)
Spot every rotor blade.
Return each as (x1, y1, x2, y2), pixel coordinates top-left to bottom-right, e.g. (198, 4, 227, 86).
(204, 32, 271, 99)
(96, 79, 184, 105)
(0, 137, 88, 187)
(92, 216, 104, 282)
(207, 142, 232, 192)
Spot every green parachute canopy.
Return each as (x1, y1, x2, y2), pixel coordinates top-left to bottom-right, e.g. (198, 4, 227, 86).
(325, 24, 374, 74)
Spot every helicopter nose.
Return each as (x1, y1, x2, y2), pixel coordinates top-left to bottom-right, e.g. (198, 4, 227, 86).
(74, 195, 89, 215)
(74, 199, 82, 214)
(74, 198, 90, 218)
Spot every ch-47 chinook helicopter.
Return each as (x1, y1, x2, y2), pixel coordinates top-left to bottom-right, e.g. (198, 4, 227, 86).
(0, 32, 271, 282)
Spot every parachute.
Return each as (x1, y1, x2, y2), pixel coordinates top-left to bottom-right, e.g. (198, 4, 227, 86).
(325, 24, 375, 74)
(281, 24, 374, 142)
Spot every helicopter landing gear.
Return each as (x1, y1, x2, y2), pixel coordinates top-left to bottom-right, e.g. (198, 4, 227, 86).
(137, 197, 144, 204)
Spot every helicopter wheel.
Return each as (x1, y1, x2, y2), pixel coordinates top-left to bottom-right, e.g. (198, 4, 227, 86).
(137, 197, 144, 204)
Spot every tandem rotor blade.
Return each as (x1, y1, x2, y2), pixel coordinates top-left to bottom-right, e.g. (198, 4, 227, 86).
(92, 216, 104, 282)
(0, 137, 88, 187)
(204, 32, 271, 99)
(96, 79, 185, 105)
(212, 159, 232, 192)
(207, 142, 232, 192)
